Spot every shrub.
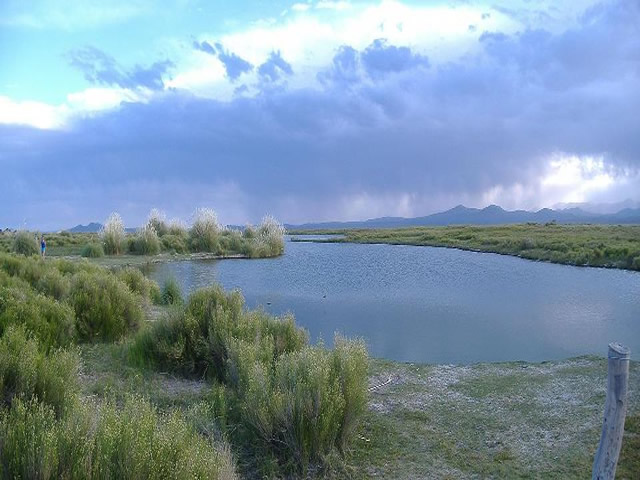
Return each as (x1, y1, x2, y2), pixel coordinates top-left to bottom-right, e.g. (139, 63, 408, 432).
(0, 287, 76, 350)
(36, 270, 71, 301)
(251, 215, 286, 257)
(147, 208, 168, 237)
(161, 234, 188, 254)
(116, 267, 160, 301)
(230, 337, 368, 472)
(69, 271, 142, 341)
(130, 223, 161, 255)
(0, 396, 238, 480)
(189, 208, 222, 253)
(161, 277, 183, 305)
(0, 326, 79, 414)
(168, 218, 188, 236)
(242, 225, 256, 239)
(13, 231, 39, 256)
(219, 230, 245, 255)
(100, 213, 126, 255)
(81, 243, 104, 258)
(129, 284, 366, 474)
(633, 256, 640, 270)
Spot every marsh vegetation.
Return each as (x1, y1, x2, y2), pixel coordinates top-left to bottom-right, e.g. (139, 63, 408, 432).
(0, 252, 368, 478)
(0, 208, 286, 260)
(291, 224, 640, 271)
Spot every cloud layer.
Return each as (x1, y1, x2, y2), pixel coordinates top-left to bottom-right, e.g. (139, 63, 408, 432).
(1, 0, 639, 230)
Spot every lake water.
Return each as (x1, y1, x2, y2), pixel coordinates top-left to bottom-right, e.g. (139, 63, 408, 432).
(149, 239, 640, 364)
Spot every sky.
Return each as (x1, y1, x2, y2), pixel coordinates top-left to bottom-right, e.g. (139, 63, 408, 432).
(1, 0, 639, 230)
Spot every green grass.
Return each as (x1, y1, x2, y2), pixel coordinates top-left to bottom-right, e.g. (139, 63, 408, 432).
(292, 224, 640, 270)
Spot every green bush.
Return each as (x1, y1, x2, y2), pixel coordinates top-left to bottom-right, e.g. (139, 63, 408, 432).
(229, 337, 368, 472)
(36, 270, 71, 301)
(161, 234, 188, 254)
(0, 326, 79, 414)
(81, 243, 104, 258)
(129, 285, 366, 474)
(161, 277, 183, 306)
(13, 231, 39, 256)
(0, 287, 76, 350)
(0, 253, 23, 276)
(130, 223, 161, 255)
(189, 208, 222, 253)
(116, 267, 160, 301)
(147, 208, 169, 237)
(0, 396, 238, 480)
(167, 219, 188, 237)
(69, 271, 142, 341)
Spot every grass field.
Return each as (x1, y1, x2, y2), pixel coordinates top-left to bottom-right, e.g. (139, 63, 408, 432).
(75, 340, 640, 479)
(290, 224, 640, 271)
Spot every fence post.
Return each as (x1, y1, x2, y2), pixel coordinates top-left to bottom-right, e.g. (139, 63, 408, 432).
(592, 342, 630, 480)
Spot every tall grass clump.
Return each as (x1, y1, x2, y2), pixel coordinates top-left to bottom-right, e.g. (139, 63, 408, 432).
(229, 336, 368, 473)
(0, 326, 79, 414)
(13, 231, 39, 256)
(130, 285, 368, 474)
(250, 215, 286, 258)
(189, 208, 222, 253)
(147, 208, 168, 237)
(0, 396, 237, 480)
(130, 222, 161, 255)
(69, 271, 142, 341)
(116, 267, 160, 302)
(161, 277, 183, 305)
(0, 287, 75, 350)
(100, 213, 126, 255)
(81, 243, 104, 258)
(168, 218, 188, 237)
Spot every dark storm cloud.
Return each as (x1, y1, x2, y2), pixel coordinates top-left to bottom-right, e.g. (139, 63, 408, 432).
(193, 40, 253, 81)
(258, 51, 293, 82)
(318, 39, 429, 85)
(2, 0, 639, 230)
(67, 46, 173, 90)
(360, 38, 430, 76)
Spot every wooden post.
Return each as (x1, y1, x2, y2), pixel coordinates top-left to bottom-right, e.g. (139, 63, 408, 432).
(592, 342, 630, 480)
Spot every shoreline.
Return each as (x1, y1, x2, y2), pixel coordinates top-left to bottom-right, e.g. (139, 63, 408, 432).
(290, 235, 640, 273)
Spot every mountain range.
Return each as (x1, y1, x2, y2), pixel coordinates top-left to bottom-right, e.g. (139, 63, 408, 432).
(65, 204, 640, 233)
(285, 205, 640, 230)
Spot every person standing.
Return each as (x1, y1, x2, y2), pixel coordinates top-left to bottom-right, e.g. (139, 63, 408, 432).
(40, 236, 46, 258)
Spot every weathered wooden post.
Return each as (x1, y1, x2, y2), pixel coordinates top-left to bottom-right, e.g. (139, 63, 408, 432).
(592, 342, 630, 480)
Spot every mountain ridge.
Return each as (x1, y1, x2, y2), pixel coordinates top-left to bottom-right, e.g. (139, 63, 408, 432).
(285, 205, 640, 230)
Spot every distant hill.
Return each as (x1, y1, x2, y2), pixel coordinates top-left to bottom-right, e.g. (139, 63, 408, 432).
(67, 222, 103, 233)
(286, 205, 640, 230)
(66, 223, 137, 233)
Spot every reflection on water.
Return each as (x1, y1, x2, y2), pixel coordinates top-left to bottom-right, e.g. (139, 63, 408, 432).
(149, 240, 640, 364)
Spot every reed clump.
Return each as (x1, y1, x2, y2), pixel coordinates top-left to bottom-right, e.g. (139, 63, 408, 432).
(130, 285, 368, 475)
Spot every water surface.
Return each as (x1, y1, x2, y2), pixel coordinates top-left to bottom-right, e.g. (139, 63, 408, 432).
(150, 240, 640, 364)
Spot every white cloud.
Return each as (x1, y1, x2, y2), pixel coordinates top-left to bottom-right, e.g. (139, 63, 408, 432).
(0, 87, 147, 130)
(0, 96, 68, 129)
(292, 3, 311, 12)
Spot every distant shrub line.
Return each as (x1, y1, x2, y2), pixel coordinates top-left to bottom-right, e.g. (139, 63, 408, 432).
(92, 208, 286, 259)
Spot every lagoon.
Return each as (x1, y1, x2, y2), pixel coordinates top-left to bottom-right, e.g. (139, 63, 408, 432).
(150, 238, 640, 364)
